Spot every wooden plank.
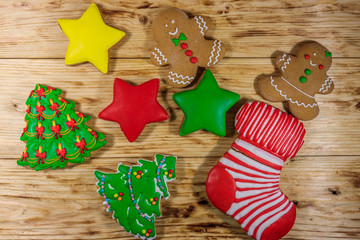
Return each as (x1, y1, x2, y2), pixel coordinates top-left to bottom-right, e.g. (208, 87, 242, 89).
(0, 58, 359, 158)
(0, 0, 359, 58)
(0, 156, 359, 239)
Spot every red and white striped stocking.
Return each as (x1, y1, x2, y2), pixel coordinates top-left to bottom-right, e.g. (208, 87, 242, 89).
(206, 102, 305, 240)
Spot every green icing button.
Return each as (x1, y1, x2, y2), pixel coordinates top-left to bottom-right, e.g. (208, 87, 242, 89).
(172, 69, 240, 137)
(305, 69, 311, 75)
(300, 76, 307, 83)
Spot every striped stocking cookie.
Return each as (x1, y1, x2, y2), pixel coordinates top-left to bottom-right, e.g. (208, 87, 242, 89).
(206, 102, 305, 240)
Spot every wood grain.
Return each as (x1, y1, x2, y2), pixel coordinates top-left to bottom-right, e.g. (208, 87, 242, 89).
(0, 0, 360, 239)
(0, 0, 359, 58)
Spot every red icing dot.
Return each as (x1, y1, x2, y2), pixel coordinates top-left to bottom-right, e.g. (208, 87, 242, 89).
(138, 170, 143, 174)
(154, 197, 158, 201)
(318, 64, 324, 70)
(147, 229, 152, 233)
(180, 43, 188, 49)
(186, 50, 192, 56)
(169, 169, 173, 173)
(304, 54, 310, 59)
(190, 57, 197, 63)
(119, 192, 124, 196)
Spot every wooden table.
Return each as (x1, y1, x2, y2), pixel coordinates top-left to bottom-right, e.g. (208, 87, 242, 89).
(1, 0, 359, 239)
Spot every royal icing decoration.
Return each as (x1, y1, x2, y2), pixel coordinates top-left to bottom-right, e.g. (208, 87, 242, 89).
(150, 8, 225, 88)
(257, 42, 334, 120)
(98, 78, 169, 142)
(58, 3, 125, 74)
(206, 102, 305, 240)
(94, 154, 177, 239)
(172, 69, 240, 136)
(18, 84, 107, 171)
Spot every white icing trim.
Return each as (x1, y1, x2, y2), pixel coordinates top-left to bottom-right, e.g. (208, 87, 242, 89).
(152, 47, 167, 65)
(169, 71, 194, 80)
(319, 77, 333, 93)
(310, 60, 316, 66)
(194, 16, 208, 36)
(168, 71, 194, 85)
(168, 27, 178, 36)
(234, 139, 284, 168)
(168, 76, 190, 85)
(278, 53, 287, 62)
(279, 76, 315, 99)
(270, 76, 318, 108)
(207, 40, 222, 67)
(136, 219, 144, 227)
(213, 40, 222, 65)
(281, 56, 291, 72)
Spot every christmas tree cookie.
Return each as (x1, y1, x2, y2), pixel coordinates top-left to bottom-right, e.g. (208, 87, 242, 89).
(18, 84, 107, 171)
(94, 154, 177, 239)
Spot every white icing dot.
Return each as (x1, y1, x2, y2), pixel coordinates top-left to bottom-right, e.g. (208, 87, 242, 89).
(313, 53, 317, 56)
(165, 24, 168, 27)
(171, 20, 175, 24)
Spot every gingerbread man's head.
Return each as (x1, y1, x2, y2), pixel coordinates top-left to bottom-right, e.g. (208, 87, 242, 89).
(151, 8, 189, 46)
(297, 42, 332, 72)
(295, 42, 333, 94)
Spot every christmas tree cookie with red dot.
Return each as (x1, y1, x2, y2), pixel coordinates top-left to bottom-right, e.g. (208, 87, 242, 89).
(18, 84, 107, 171)
(94, 154, 177, 239)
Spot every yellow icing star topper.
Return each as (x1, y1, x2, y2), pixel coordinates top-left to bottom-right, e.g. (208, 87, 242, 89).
(58, 3, 125, 74)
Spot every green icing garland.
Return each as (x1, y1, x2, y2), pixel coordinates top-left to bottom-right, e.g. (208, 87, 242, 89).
(94, 154, 177, 239)
(18, 84, 107, 170)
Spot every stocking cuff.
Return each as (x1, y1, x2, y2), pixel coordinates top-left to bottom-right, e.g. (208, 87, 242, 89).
(234, 102, 306, 168)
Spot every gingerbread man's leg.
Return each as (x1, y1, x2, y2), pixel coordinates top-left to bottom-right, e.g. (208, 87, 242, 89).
(167, 63, 198, 88)
(258, 76, 286, 102)
(197, 40, 225, 68)
(288, 103, 319, 121)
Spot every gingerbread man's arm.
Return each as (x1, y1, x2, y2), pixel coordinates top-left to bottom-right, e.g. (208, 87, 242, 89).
(275, 52, 293, 73)
(191, 16, 211, 36)
(318, 75, 334, 94)
(150, 45, 169, 66)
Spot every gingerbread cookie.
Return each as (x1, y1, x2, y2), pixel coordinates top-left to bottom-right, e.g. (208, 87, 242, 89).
(257, 42, 334, 121)
(150, 8, 225, 88)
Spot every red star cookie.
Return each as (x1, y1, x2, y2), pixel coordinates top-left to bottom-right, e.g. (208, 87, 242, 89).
(98, 78, 169, 142)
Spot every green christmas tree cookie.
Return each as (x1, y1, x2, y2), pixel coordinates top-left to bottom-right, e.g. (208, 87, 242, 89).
(94, 154, 177, 239)
(18, 84, 107, 171)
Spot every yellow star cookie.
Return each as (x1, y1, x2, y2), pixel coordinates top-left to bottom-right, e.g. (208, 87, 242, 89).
(58, 3, 125, 73)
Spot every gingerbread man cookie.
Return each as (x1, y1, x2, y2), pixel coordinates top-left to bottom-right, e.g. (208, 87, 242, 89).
(150, 8, 225, 88)
(258, 42, 334, 121)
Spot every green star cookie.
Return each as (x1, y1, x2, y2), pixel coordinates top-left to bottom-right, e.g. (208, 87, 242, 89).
(172, 69, 240, 136)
